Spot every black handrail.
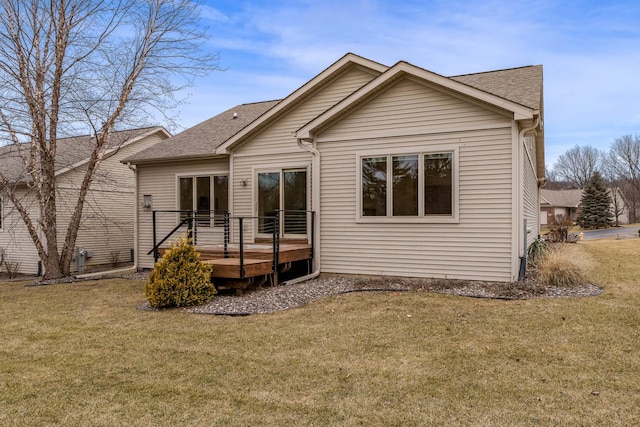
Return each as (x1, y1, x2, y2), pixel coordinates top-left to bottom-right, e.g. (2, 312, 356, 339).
(148, 211, 194, 262)
(149, 209, 315, 282)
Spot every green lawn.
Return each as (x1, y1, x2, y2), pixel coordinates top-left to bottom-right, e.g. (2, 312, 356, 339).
(1, 239, 639, 426)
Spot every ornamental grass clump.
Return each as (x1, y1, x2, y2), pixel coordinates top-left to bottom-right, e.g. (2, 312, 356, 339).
(145, 234, 216, 309)
(536, 245, 588, 288)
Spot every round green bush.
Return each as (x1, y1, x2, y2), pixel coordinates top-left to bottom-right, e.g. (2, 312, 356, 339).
(145, 234, 216, 308)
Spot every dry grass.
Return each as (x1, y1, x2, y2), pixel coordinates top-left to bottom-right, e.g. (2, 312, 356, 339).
(1, 239, 640, 425)
(537, 244, 589, 287)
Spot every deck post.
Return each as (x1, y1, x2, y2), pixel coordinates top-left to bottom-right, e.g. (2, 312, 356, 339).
(187, 212, 194, 243)
(223, 210, 229, 258)
(152, 210, 158, 263)
(238, 217, 245, 279)
(272, 212, 280, 286)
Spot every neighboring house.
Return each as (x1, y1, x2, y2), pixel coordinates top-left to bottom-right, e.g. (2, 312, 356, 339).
(540, 189, 582, 225)
(124, 53, 544, 283)
(540, 188, 629, 226)
(0, 126, 170, 275)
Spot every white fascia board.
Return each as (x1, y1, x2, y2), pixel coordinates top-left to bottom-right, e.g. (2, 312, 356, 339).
(297, 61, 535, 139)
(216, 53, 388, 154)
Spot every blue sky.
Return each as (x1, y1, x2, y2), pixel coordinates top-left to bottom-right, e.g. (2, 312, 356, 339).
(173, 0, 640, 168)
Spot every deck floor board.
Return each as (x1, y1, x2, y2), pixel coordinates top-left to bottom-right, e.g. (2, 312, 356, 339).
(197, 243, 311, 280)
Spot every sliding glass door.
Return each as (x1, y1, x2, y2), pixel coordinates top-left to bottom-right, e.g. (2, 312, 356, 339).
(257, 169, 307, 237)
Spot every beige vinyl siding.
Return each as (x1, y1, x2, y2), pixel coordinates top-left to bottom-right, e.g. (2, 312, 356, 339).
(54, 185, 135, 270)
(89, 131, 167, 193)
(136, 158, 229, 269)
(319, 78, 512, 141)
(522, 134, 539, 248)
(234, 66, 378, 157)
(316, 78, 515, 282)
(0, 131, 168, 275)
(0, 189, 42, 275)
(229, 66, 376, 238)
(53, 131, 168, 271)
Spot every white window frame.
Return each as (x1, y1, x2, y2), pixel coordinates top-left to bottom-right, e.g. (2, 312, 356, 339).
(175, 173, 229, 228)
(356, 146, 459, 224)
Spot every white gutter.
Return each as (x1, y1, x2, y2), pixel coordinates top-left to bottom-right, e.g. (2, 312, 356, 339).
(127, 162, 139, 271)
(282, 138, 321, 285)
(519, 117, 541, 182)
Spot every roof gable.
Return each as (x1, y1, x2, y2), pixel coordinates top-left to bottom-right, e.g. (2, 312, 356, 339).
(296, 61, 539, 140)
(123, 101, 279, 164)
(216, 53, 388, 154)
(540, 189, 583, 208)
(0, 126, 169, 183)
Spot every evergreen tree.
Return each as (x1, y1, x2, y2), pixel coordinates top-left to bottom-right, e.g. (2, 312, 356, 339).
(577, 172, 614, 229)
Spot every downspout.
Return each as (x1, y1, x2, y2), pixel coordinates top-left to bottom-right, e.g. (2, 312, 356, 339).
(127, 162, 139, 272)
(282, 138, 321, 285)
(517, 116, 540, 281)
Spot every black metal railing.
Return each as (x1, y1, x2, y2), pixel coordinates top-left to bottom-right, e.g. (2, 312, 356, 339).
(148, 210, 315, 280)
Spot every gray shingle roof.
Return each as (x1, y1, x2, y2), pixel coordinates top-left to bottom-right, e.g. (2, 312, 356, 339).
(123, 100, 280, 164)
(540, 189, 583, 208)
(0, 126, 164, 182)
(450, 65, 543, 110)
(121, 59, 542, 165)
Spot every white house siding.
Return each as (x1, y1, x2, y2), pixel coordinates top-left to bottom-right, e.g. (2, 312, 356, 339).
(136, 158, 229, 269)
(230, 66, 379, 239)
(0, 188, 42, 275)
(315, 78, 516, 282)
(522, 134, 539, 249)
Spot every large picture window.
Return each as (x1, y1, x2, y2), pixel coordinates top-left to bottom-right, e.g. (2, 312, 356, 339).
(360, 151, 454, 219)
(178, 175, 228, 227)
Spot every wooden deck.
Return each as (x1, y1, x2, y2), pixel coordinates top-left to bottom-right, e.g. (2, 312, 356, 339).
(197, 243, 312, 291)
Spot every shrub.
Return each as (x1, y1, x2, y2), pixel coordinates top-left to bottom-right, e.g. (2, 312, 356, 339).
(536, 245, 588, 288)
(145, 234, 216, 309)
(546, 214, 573, 242)
(527, 238, 548, 267)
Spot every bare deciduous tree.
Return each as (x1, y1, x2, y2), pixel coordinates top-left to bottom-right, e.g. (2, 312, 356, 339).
(553, 145, 603, 188)
(607, 134, 640, 223)
(543, 164, 572, 190)
(0, 0, 220, 279)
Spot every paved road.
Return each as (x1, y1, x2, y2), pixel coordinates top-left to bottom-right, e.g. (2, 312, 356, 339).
(580, 226, 640, 240)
